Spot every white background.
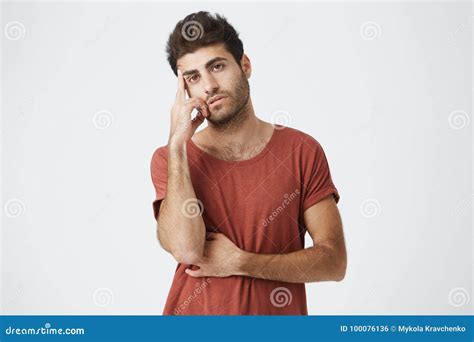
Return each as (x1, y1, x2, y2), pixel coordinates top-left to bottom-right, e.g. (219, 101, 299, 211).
(1, 1, 472, 315)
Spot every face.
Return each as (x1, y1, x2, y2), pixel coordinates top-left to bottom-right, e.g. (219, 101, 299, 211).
(176, 43, 251, 127)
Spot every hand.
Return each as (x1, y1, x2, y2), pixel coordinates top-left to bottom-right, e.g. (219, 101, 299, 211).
(185, 232, 247, 278)
(168, 70, 210, 146)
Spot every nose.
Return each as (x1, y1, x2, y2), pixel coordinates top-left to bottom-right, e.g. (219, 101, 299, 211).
(202, 73, 219, 96)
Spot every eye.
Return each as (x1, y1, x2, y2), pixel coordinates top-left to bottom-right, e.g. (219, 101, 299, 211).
(188, 74, 200, 84)
(212, 63, 224, 71)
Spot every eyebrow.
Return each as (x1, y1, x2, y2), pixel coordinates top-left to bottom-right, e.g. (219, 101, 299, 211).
(181, 57, 229, 77)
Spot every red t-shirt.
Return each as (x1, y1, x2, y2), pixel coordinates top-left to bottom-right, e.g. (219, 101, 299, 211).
(150, 124, 340, 315)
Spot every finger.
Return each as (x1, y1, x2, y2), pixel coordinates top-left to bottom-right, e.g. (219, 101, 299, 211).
(184, 101, 209, 120)
(197, 99, 209, 117)
(185, 268, 204, 277)
(193, 100, 209, 118)
(185, 97, 206, 109)
(200, 104, 210, 118)
(176, 69, 186, 101)
(190, 111, 205, 130)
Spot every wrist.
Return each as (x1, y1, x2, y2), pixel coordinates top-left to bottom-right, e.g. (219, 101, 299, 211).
(168, 138, 187, 152)
(235, 249, 252, 277)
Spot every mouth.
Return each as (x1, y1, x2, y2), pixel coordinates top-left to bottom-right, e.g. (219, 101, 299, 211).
(207, 95, 227, 106)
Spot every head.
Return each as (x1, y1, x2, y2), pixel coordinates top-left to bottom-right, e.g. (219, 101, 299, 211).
(166, 11, 252, 127)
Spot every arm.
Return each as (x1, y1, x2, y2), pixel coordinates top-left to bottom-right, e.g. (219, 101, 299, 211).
(157, 69, 211, 265)
(185, 195, 347, 283)
(239, 195, 346, 282)
(157, 142, 205, 265)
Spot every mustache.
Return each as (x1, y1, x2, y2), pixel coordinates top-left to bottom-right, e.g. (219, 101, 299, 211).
(207, 93, 227, 102)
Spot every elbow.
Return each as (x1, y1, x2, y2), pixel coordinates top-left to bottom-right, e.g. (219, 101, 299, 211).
(323, 243, 346, 282)
(334, 265, 346, 282)
(156, 233, 204, 265)
(158, 234, 203, 264)
(155, 220, 205, 265)
(172, 249, 203, 265)
(333, 255, 347, 282)
(156, 225, 201, 263)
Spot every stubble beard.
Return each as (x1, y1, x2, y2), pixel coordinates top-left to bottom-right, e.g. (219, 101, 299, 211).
(206, 70, 251, 131)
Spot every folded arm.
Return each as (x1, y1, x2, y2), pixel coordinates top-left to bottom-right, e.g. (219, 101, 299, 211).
(185, 195, 347, 283)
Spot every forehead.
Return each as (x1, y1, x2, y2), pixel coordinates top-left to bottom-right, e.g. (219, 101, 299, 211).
(176, 43, 232, 70)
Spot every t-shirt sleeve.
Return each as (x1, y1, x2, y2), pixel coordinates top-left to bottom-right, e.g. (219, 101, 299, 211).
(301, 136, 340, 212)
(150, 146, 168, 221)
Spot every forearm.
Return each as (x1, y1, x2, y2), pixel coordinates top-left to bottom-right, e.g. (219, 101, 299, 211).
(238, 244, 345, 283)
(158, 141, 205, 264)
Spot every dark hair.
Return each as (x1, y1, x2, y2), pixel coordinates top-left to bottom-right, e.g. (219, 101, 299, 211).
(166, 11, 244, 76)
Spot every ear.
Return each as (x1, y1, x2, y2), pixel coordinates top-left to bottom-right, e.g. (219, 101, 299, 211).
(240, 54, 252, 79)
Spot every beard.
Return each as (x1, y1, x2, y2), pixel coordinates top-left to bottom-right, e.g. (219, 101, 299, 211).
(206, 70, 250, 128)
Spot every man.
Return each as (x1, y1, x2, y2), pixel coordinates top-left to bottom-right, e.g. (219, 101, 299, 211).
(150, 11, 346, 315)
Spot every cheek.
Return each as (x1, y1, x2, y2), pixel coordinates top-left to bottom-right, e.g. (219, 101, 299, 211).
(227, 74, 243, 93)
(187, 86, 205, 99)
(215, 71, 235, 88)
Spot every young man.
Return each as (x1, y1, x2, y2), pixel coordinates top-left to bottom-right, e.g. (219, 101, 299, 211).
(150, 11, 346, 315)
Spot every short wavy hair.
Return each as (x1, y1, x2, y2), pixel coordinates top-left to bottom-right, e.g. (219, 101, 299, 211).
(166, 11, 244, 76)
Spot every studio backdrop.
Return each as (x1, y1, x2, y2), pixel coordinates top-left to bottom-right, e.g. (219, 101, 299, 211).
(1, 1, 472, 315)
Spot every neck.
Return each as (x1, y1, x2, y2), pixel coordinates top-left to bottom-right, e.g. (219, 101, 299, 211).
(204, 98, 264, 147)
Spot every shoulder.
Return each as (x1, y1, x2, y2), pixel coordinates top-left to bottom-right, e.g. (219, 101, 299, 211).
(275, 125, 323, 152)
(150, 144, 169, 165)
